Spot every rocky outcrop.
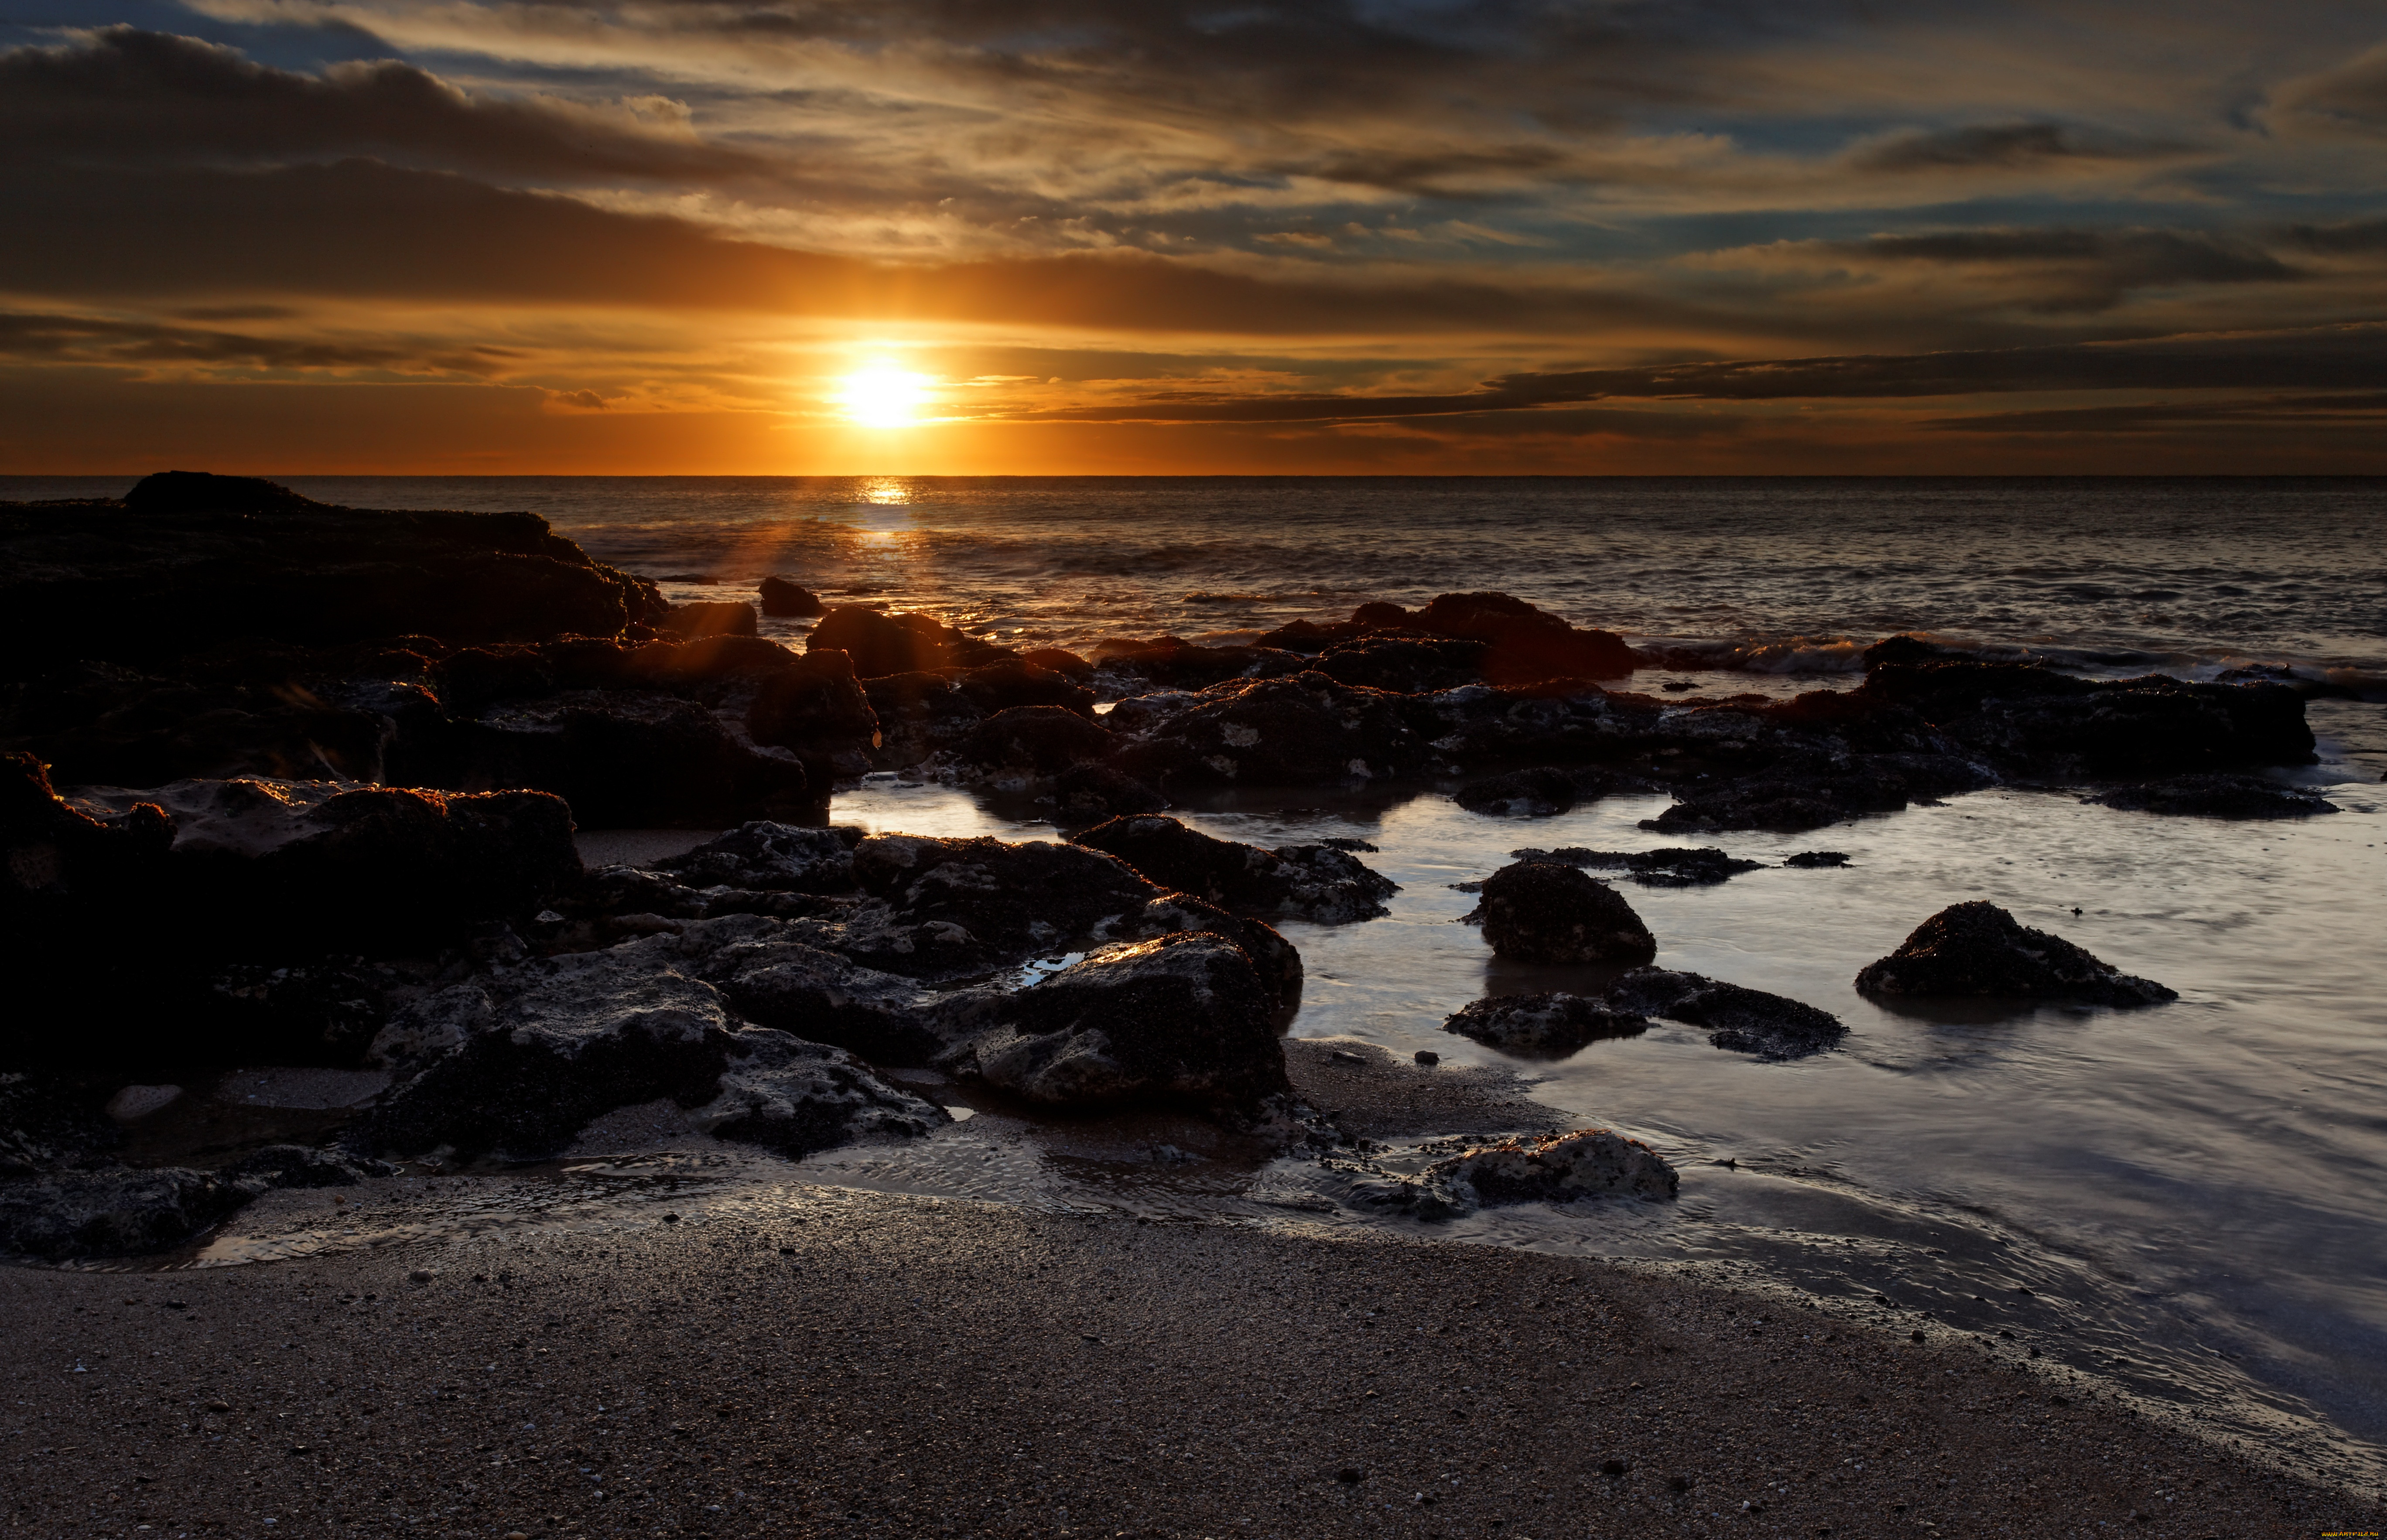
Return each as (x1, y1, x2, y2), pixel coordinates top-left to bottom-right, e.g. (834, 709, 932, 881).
(1467, 860, 1656, 965)
(1109, 673, 1426, 788)
(758, 577, 826, 618)
(806, 605, 1014, 679)
(1431, 1128, 1677, 1204)
(1455, 767, 1577, 817)
(1854, 901, 2176, 1005)
(0, 1072, 121, 1176)
(662, 601, 759, 640)
(1642, 751, 1992, 834)
(1067, 815, 1397, 923)
(744, 650, 884, 782)
(2086, 773, 2337, 819)
(1091, 638, 1304, 692)
(653, 821, 858, 893)
(1314, 635, 1489, 694)
(1393, 593, 1638, 684)
(1441, 993, 1648, 1056)
(940, 933, 1289, 1112)
(0, 1143, 389, 1261)
(1604, 967, 1846, 1058)
(1513, 846, 1765, 887)
(1050, 764, 1168, 821)
(948, 706, 1115, 790)
(846, 833, 1165, 977)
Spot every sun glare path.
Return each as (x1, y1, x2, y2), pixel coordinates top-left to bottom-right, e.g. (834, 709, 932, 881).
(841, 368, 930, 427)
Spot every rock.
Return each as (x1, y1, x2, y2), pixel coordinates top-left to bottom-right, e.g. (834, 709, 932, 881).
(0, 1143, 388, 1260)
(1604, 967, 1845, 1059)
(949, 706, 1116, 789)
(847, 834, 1163, 977)
(942, 933, 1289, 1111)
(1402, 593, 1637, 684)
(1514, 846, 1764, 887)
(661, 601, 759, 640)
(1109, 673, 1426, 788)
(685, 918, 952, 1065)
(757, 577, 826, 618)
(1442, 993, 1648, 1056)
(805, 605, 1013, 678)
(1784, 850, 1850, 867)
(109, 1085, 179, 1125)
(695, 1030, 948, 1154)
(653, 822, 857, 893)
(858, 672, 985, 767)
(1467, 860, 1655, 965)
(2086, 773, 2337, 819)
(3, 473, 665, 670)
(1315, 635, 1489, 694)
(744, 651, 884, 781)
(1108, 893, 1305, 1024)
(1431, 1127, 1677, 1204)
(0, 1072, 121, 1175)
(1642, 752, 1990, 834)
(1091, 638, 1305, 691)
(1854, 901, 2177, 1006)
(1020, 647, 1094, 680)
(1068, 815, 1395, 923)
(3, 667, 399, 788)
(1413, 1050, 1439, 1065)
(1050, 764, 1168, 820)
(1456, 768, 1577, 817)
(950, 659, 1097, 720)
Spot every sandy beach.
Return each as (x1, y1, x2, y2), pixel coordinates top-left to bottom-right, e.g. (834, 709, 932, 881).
(6, 1181, 2374, 1540)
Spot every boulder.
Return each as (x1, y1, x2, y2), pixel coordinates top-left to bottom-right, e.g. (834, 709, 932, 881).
(1468, 860, 1656, 965)
(0, 1072, 121, 1176)
(949, 706, 1115, 789)
(858, 671, 985, 768)
(1315, 635, 1488, 694)
(2087, 774, 2337, 819)
(1854, 901, 2176, 1006)
(1091, 638, 1305, 691)
(677, 915, 952, 1065)
(1069, 815, 1396, 923)
(806, 605, 1013, 678)
(847, 833, 1164, 976)
(744, 651, 883, 781)
(1020, 647, 1095, 680)
(1783, 850, 1850, 867)
(1109, 673, 1426, 788)
(1050, 763, 1169, 821)
(1456, 767, 1577, 817)
(758, 577, 826, 618)
(1514, 846, 1764, 887)
(1108, 892, 1304, 1025)
(942, 933, 1289, 1111)
(653, 821, 857, 894)
(951, 659, 1097, 720)
(1604, 967, 1845, 1059)
(661, 601, 760, 640)
(1442, 993, 1648, 1056)
(0, 1143, 389, 1260)
(1402, 593, 1637, 684)
(697, 1030, 949, 1153)
(1642, 751, 1992, 834)
(3, 669, 397, 788)
(1430, 1128, 1677, 1205)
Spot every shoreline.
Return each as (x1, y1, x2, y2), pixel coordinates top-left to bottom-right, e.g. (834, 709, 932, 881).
(5, 1185, 2376, 1540)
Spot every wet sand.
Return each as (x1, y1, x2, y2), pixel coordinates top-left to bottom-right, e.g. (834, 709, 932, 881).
(5, 1188, 2373, 1540)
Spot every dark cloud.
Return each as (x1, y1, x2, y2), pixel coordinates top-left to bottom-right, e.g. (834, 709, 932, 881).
(0, 26, 769, 182)
(1822, 226, 2302, 313)
(1853, 123, 2115, 172)
(2277, 218, 2387, 255)
(2271, 43, 2387, 136)
(0, 310, 515, 375)
(1923, 392, 2387, 433)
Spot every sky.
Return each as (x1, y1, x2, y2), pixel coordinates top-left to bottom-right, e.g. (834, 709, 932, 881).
(4, 1, 2387, 474)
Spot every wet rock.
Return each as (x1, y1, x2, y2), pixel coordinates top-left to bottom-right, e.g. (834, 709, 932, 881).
(1020, 647, 1095, 680)
(1442, 993, 1648, 1056)
(1784, 850, 1851, 867)
(942, 933, 1289, 1111)
(0, 1072, 121, 1176)
(757, 577, 826, 618)
(662, 601, 759, 640)
(1108, 893, 1304, 1024)
(806, 605, 1013, 679)
(1604, 967, 1846, 1059)
(742, 651, 883, 782)
(949, 706, 1116, 790)
(1515, 846, 1765, 887)
(682, 916, 951, 1065)
(653, 822, 857, 894)
(1431, 1127, 1677, 1204)
(3, 473, 665, 671)
(951, 659, 1097, 720)
(0, 1144, 389, 1260)
(1050, 763, 1168, 820)
(847, 834, 1163, 977)
(696, 1030, 948, 1153)
(1109, 673, 1426, 788)
(1642, 751, 1994, 834)
(204, 958, 389, 1065)
(1468, 860, 1656, 965)
(3, 668, 398, 788)
(1456, 767, 1577, 817)
(1315, 635, 1488, 694)
(1855, 901, 2177, 1006)
(1091, 638, 1305, 692)
(858, 672, 985, 768)
(1402, 593, 1637, 684)
(2086, 773, 2337, 819)
(1069, 815, 1396, 923)
(1411, 681, 1659, 768)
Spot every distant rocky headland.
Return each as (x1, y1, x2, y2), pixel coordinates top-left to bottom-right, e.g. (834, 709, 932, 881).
(0, 472, 2332, 1259)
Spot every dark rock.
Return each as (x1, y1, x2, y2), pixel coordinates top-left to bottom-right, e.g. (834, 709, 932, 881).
(205, 959, 388, 1065)
(1091, 638, 1305, 691)
(1855, 901, 2176, 1005)
(1403, 593, 1637, 684)
(0, 1072, 121, 1176)
(681, 919, 951, 1066)
(1456, 767, 1577, 817)
(121, 470, 318, 515)
(1784, 850, 1851, 867)
(702, 1030, 950, 1153)
(618, 635, 797, 686)
(806, 605, 1013, 678)
(0, 1166, 249, 1260)
(951, 659, 1096, 720)
(653, 821, 856, 893)
(857, 671, 984, 768)
(848, 834, 1163, 977)
(1109, 673, 1426, 788)
(1468, 860, 1656, 965)
(941, 933, 1289, 1111)
(1315, 635, 1488, 694)
(1410, 680, 1661, 768)
(1252, 618, 1357, 654)
(1413, 1050, 1439, 1065)
(2086, 773, 2337, 819)
(758, 577, 826, 618)
(1514, 846, 1764, 887)
(1108, 892, 1304, 1024)
(745, 651, 883, 782)
(1050, 763, 1168, 820)
(1020, 647, 1095, 680)
(3, 668, 398, 788)
(1604, 967, 1845, 1059)
(1643, 751, 1991, 834)
(1069, 815, 1395, 923)
(950, 706, 1115, 789)
(1430, 1128, 1677, 1204)
(1442, 993, 1648, 1056)
(661, 601, 759, 640)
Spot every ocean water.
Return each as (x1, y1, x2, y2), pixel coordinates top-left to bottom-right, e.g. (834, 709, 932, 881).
(15, 474, 2387, 1489)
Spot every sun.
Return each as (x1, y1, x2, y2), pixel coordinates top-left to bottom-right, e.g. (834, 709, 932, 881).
(839, 367, 930, 427)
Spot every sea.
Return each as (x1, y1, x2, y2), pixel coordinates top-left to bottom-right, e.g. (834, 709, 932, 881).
(10, 475, 2386, 1491)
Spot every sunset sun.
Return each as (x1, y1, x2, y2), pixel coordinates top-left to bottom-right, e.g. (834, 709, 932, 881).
(839, 367, 930, 428)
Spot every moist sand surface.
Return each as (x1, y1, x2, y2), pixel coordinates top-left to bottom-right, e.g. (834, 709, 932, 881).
(4, 1185, 2374, 1540)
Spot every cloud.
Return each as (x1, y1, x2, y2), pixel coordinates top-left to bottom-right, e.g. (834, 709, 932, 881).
(1848, 121, 2175, 173)
(2270, 41, 2387, 137)
(0, 309, 515, 376)
(0, 26, 769, 183)
(1922, 392, 2387, 433)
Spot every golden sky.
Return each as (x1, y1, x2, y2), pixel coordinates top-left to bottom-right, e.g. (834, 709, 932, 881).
(4, 3, 2387, 472)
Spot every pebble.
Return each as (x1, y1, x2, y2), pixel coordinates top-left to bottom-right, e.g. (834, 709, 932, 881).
(1413, 1050, 1440, 1065)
